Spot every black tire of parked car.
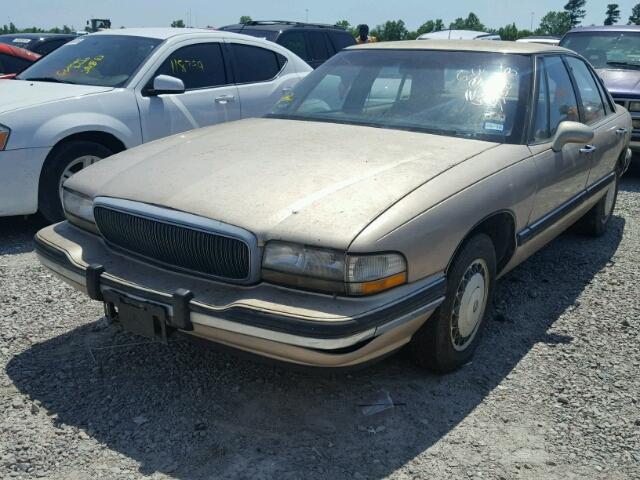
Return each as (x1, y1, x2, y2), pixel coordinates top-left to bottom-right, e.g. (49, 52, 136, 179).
(576, 174, 619, 238)
(38, 140, 113, 222)
(409, 234, 496, 373)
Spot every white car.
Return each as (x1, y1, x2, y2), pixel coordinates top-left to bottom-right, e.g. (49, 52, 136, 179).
(0, 28, 310, 221)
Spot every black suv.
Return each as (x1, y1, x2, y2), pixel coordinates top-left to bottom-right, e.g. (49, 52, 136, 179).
(219, 21, 355, 68)
(0, 33, 78, 56)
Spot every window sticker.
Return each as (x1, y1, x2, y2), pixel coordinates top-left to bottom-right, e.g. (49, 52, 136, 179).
(58, 55, 104, 76)
(170, 58, 205, 74)
(67, 38, 85, 45)
(12, 38, 31, 44)
(483, 121, 505, 132)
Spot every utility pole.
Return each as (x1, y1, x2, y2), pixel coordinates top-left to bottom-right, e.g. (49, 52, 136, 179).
(530, 12, 534, 31)
(306, 9, 309, 23)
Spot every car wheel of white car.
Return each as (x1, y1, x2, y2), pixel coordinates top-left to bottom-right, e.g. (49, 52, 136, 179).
(39, 140, 114, 222)
(577, 174, 618, 238)
(409, 234, 496, 373)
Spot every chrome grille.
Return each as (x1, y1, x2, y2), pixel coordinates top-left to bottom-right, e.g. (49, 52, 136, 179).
(94, 206, 251, 281)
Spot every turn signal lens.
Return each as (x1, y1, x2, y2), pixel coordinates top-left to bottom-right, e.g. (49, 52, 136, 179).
(347, 271, 408, 296)
(0, 125, 10, 150)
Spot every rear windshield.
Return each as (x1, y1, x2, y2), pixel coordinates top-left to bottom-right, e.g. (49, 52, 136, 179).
(560, 31, 640, 70)
(17, 35, 161, 87)
(271, 49, 532, 144)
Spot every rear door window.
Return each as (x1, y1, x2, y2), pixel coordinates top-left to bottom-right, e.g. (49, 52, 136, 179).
(230, 43, 283, 83)
(564, 56, 607, 124)
(277, 31, 308, 60)
(307, 31, 331, 63)
(154, 43, 227, 90)
(328, 31, 355, 51)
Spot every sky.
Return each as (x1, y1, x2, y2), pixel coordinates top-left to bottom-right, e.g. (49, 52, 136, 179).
(3, 0, 640, 32)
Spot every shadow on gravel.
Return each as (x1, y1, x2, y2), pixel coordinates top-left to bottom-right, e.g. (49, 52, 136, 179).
(6, 217, 625, 479)
(0, 215, 47, 255)
(620, 171, 640, 193)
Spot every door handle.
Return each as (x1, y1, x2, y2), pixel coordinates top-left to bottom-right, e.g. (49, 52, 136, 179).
(579, 144, 597, 154)
(615, 127, 628, 136)
(215, 95, 236, 105)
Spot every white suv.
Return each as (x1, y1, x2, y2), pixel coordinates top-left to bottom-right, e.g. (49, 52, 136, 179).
(0, 28, 310, 221)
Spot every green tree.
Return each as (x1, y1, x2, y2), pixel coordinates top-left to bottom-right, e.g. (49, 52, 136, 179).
(497, 23, 519, 41)
(450, 12, 485, 31)
(537, 11, 573, 36)
(372, 20, 408, 41)
(335, 19, 357, 36)
(239, 15, 252, 24)
(170, 19, 185, 28)
(628, 3, 640, 24)
(415, 19, 444, 36)
(604, 4, 621, 25)
(564, 0, 587, 27)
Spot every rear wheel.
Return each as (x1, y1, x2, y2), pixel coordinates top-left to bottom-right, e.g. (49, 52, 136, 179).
(38, 141, 113, 222)
(576, 175, 618, 238)
(410, 234, 496, 373)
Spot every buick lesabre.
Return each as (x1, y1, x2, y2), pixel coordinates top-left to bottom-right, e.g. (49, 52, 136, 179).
(36, 41, 632, 372)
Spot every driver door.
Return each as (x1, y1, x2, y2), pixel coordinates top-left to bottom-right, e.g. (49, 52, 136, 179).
(136, 41, 240, 143)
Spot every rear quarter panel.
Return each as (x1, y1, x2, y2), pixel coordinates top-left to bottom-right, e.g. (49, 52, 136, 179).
(349, 144, 537, 282)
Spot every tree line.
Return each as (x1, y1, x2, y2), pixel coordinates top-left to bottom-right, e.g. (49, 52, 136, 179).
(0, 23, 75, 35)
(332, 1, 640, 41)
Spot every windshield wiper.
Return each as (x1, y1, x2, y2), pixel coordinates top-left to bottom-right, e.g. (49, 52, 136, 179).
(605, 61, 640, 70)
(21, 77, 76, 84)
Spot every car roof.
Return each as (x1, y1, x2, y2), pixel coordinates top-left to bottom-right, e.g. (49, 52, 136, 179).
(0, 33, 76, 40)
(220, 21, 348, 32)
(349, 39, 570, 55)
(90, 27, 226, 40)
(566, 25, 640, 33)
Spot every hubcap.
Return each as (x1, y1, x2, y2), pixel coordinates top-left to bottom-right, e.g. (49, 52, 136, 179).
(450, 259, 489, 352)
(603, 181, 616, 219)
(58, 155, 100, 202)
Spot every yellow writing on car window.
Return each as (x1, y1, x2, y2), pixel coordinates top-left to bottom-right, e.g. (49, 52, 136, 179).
(58, 55, 105, 76)
(170, 59, 205, 74)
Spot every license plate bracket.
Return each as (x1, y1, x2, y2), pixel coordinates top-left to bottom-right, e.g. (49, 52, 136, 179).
(103, 289, 170, 343)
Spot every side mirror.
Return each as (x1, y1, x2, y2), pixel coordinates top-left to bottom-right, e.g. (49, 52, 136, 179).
(147, 75, 185, 96)
(551, 121, 594, 152)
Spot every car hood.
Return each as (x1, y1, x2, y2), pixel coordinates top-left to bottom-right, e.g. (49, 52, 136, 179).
(68, 118, 499, 249)
(0, 80, 113, 114)
(596, 68, 640, 97)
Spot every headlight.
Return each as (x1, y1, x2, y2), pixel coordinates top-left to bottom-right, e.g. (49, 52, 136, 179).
(0, 124, 10, 150)
(62, 188, 95, 228)
(262, 241, 407, 296)
(629, 101, 640, 112)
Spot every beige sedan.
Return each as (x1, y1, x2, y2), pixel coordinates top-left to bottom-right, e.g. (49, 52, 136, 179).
(36, 41, 632, 372)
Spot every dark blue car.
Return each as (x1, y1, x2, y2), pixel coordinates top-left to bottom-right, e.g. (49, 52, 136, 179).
(561, 25, 640, 158)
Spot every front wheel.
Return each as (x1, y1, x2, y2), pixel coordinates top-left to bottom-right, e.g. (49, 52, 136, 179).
(38, 141, 113, 222)
(409, 234, 496, 373)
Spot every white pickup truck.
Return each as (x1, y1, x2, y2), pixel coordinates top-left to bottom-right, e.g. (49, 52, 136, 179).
(0, 28, 310, 221)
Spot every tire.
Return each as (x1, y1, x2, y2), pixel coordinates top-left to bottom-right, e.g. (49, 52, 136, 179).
(38, 141, 113, 222)
(409, 234, 496, 373)
(576, 174, 618, 238)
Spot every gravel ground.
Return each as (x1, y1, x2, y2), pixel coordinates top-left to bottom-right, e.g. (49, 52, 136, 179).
(1, 173, 639, 480)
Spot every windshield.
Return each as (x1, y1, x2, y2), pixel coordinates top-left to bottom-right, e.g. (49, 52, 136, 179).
(560, 31, 640, 69)
(270, 49, 532, 143)
(17, 35, 162, 87)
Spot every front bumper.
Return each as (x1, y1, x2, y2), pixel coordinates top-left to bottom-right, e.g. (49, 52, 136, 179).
(0, 147, 51, 217)
(35, 222, 445, 368)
